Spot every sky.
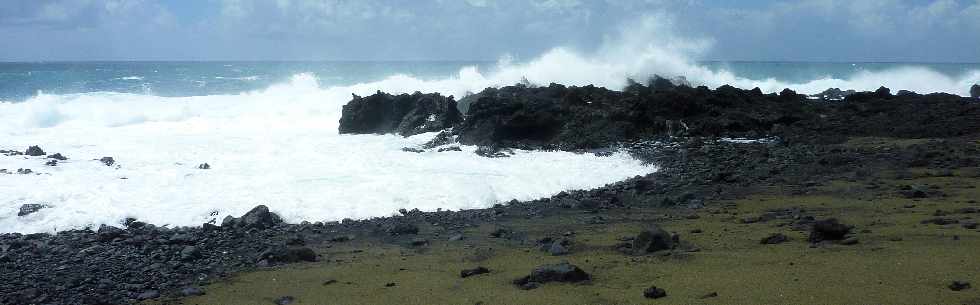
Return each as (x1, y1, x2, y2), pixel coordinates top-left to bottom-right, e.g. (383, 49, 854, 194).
(0, 0, 978, 62)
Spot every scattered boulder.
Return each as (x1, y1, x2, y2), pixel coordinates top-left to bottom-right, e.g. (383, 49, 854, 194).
(24, 146, 45, 156)
(339, 91, 463, 137)
(760, 233, 789, 245)
(47, 153, 67, 160)
(949, 281, 971, 291)
(808, 218, 851, 243)
(197, 163, 210, 169)
(275, 296, 295, 305)
(44, 160, 57, 166)
(632, 224, 674, 254)
(17, 204, 48, 217)
(643, 286, 667, 299)
(528, 262, 590, 283)
(258, 246, 317, 265)
(99, 157, 116, 166)
(460, 266, 490, 278)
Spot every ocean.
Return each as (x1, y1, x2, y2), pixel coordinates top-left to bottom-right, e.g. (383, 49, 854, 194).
(1, 58, 979, 233)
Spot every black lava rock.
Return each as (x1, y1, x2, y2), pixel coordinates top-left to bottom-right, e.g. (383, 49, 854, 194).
(949, 281, 971, 291)
(808, 218, 851, 243)
(525, 261, 590, 284)
(643, 286, 667, 299)
(971, 84, 979, 98)
(197, 163, 211, 169)
(224, 205, 283, 230)
(339, 91, 462, 137)
(24, 146, 45, 156)
(275, 296, 295, 305)
(100, 157, 116, 166)
(180, 246, 203, 261)
(632, 224, 674, 254)
(47, 153, 68, 160)
(259, 246, 317, 264)
(17, 203, 48, 217)
(460, 266, 490, 278)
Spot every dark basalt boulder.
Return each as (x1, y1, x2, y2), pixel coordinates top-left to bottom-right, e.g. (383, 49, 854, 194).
(513, 261, 590, 289)
(47, 153, 68, 160)
(972, 84, 979, 98)
(100, 157, 116, 166)
(808, 218, 851, 243)
(222, 205, 283, 230)
(632, 224, 674, 254)
(17, 204, 48, 217)
(339, 91, 462, 137)
(258, 246, 317, 265)
(24, 146, 45, 156)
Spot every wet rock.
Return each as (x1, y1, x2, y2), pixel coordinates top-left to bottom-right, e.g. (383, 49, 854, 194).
(437, 146, 462, 152)
(971, 84, 980, 98)
(339, 91, 462, 137)
(47, 153, 68, 160)
(17, 204, 48, 217)
(632, 224, 674, 254)
(401, 147, 424, 153)
(197, 163, 210, 169)
(97, 224, 125, 242)
(45, 159, 57, 166)
(460, 266, 490, 278)
(99, 157, 116, 166)
(949, 281, 971, 291)
(24, 146, 45, 156)
(643, 286, 667, 299)
(760, 233, 789, 245)
(224, 205, 283, 230)
(808, 218, 851, 243)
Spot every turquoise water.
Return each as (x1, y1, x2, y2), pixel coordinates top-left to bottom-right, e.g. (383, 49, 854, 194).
(1, 61, 979, 101)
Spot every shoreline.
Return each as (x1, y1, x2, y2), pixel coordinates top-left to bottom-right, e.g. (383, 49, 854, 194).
(2, 81, 979, 304)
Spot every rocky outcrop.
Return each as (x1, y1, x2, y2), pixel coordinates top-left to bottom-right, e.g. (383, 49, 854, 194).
(971, 84, 979, 98)
(450, 80, 809, 149)
(338, 91, 462, 137)
(342, 80, 979, 150)
(24, 146, 45, 156)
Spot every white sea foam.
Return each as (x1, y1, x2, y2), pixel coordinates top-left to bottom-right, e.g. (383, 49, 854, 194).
(117, 76, 144, 81)
(0, 74, 655, 233)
